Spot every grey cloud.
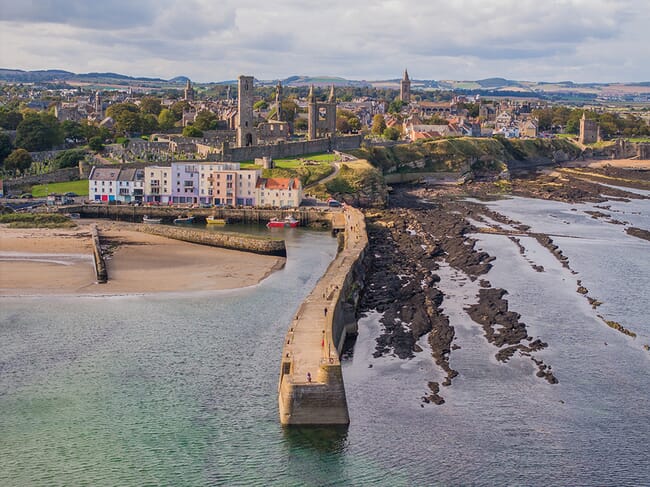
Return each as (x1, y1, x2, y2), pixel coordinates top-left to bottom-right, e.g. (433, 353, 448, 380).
(0, 0, 161, 29)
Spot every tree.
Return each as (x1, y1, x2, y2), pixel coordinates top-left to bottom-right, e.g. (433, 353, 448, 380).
(193, 110, 218, 131)
(182, 125, 203, 137)
(170, 100, 191, 120)
(336, 109, 361, 133)
(371, 114, 387, 136)
(4, 148, 32, 174)
(106, 103, 142, 135)
(0, 132, 13, 166)
(15, 113, 64, 151)
(383, 126, 401, 141)
(139, 97, 162, 116)
(388, 99, 405, 114)
(158, 109, 176, 131)
(141, 114, 159, 135)
(280, 99, 298, 124)
(88, 136, 105, 152)
(423, 114, 448, 125)
(253, 100, 268, 110)
(61, 120, 85, 143)
(0, 109, 23, 130)
(53, 148, 86, 169)
(294, 117, 308, 131)
(336, 116, 350, 133)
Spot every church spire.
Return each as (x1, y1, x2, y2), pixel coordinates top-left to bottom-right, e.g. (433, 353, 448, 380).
(308, 84, 315, 103)
(328, 84, 335, 102)
(403, 69, 410, 81)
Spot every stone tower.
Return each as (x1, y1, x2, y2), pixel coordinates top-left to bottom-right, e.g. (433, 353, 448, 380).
(307, 85, 318, 141)
(184, 79, 195, 102)
(237, 75, 256, 147)
(275, 81, 283, 122)
(579, 113, 600, 145)
(94, 91, 102, 117)
(400, 69, 411, 103)
(326, 85, 337, 135)
(307, 85, 337, 141)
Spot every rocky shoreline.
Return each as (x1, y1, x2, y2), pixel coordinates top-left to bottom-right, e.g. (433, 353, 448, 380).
(358, 164, 649, 404)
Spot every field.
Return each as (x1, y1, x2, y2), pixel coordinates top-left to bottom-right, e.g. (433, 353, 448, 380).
(239, 152, 339, 169)
(31, 180, 89, 197)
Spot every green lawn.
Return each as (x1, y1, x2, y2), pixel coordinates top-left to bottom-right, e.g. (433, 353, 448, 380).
(239, 152, 339, 170)
(31, 180, 89, 197)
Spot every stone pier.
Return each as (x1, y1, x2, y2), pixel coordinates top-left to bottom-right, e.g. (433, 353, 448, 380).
(278, 207, 368, 425)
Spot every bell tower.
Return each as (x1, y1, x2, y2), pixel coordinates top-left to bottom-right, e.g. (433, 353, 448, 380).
(400, 69, 411, 103)
(237, 75, 256, 147)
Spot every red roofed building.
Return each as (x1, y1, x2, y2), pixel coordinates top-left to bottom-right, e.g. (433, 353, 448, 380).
(255, 177, 302, 208)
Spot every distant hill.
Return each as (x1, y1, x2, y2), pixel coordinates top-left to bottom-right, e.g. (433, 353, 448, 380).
(0, 68, 183, 85)
(279, 75, 370, 87)
(1, 68, 648, 97)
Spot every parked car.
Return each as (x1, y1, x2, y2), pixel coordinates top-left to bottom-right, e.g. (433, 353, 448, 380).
(64, 192, 78, 197)
(327, 199, 341, 207)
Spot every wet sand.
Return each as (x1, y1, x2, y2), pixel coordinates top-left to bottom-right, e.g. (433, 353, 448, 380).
(0, 222, 285, 296)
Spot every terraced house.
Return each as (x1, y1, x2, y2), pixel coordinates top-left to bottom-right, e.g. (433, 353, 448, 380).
(89, 162, 301, 207)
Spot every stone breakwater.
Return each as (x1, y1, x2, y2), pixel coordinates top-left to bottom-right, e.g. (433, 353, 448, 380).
(90, 224, 108, 283)
(278, 208, 368, 425)
(136, 224, 287, 257)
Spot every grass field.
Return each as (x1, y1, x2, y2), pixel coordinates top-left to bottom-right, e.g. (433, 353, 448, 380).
(239, 152, 339, 169)
(31, 180, 89, 197)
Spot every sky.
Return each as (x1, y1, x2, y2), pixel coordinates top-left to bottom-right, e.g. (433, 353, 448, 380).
(1, 0, 649, 83)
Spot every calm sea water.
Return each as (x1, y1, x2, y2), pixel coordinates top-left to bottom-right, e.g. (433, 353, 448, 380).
(1, 196, 649, 486)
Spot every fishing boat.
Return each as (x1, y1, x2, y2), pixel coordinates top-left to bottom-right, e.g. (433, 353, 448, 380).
(142, 215, 162, 224)
(206, 216, 228, 225)
(266, 216, 299, 228)
(173, 215, 194, 225)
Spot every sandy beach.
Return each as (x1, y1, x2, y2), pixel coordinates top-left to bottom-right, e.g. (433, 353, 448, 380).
(565, 158, 650, 170)
(0, 221, 285, 296)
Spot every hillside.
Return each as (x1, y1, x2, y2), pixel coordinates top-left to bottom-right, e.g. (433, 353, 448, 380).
(351, 137, 582, 175)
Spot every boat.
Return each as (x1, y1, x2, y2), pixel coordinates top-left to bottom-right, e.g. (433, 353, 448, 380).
(142, 215, 162, 224)
(206, 216, 228, 225)
(67, 212, 81, 219)
(173, 215, 194, 225)
(266, 216, 299, 228)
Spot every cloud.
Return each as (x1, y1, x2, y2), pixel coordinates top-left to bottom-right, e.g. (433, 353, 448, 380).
(0, 0, 648, 82)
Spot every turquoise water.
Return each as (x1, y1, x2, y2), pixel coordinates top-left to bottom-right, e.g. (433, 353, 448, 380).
(2, 198, 650, 486)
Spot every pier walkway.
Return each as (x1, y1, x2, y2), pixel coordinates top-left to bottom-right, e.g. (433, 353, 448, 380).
(278, 206, 368, 425)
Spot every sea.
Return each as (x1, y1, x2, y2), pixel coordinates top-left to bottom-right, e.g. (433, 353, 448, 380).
(1, 193, 649, 487)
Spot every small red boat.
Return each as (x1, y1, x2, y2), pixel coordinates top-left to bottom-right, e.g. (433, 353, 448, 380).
(267, 216, 299, 228)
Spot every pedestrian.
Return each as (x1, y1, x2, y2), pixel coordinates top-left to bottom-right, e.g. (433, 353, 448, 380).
(324, 307, 328, 317)
(307, 372, 312, 383)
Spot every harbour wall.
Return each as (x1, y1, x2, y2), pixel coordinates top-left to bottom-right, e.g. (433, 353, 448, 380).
(278, 207, 368, 425)
(67, 205, 332, 227)
(90, 224, 108, 283)
(134, 223, 287, 257)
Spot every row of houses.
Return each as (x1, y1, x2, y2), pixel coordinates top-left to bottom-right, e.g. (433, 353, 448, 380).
(88, 162, 303, 208)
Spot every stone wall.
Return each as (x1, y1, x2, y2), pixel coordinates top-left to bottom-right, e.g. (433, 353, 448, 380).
(91, 224, 108, 283)
(69, 205, 332, 226)
(4, 167, 81, 192)
(221, 135, 363, 162)
(278, 207, 368, 425)
(136, 223, 287, 257)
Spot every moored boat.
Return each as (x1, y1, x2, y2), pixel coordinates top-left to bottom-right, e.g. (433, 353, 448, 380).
(206, 216, 228, 225)
(173, 215, 194, 224)
(266, 216, 299, 228)
(143, 215, 162, 224)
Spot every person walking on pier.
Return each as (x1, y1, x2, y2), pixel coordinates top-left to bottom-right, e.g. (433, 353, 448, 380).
(324, 307, 328, 317)
(307, 372, 312, 383)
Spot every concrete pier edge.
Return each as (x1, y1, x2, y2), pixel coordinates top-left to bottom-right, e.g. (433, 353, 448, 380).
(278, 207, 368, 426)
